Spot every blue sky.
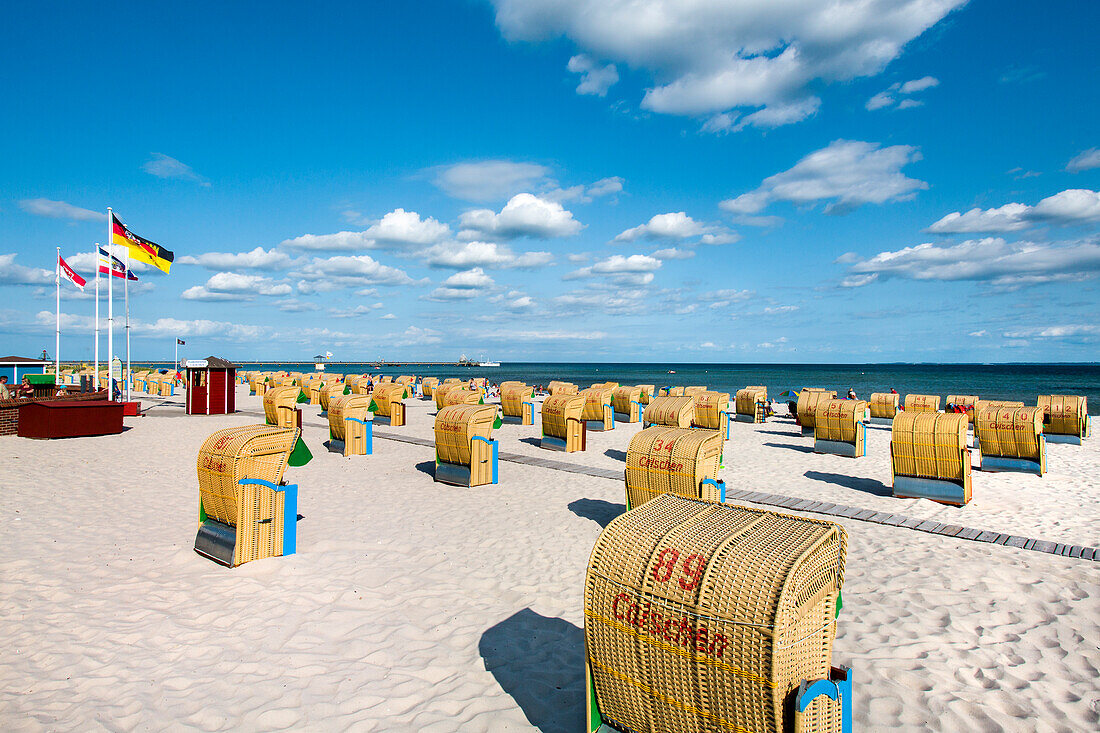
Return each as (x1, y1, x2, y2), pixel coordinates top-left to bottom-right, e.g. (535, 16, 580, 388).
(2, 0, 1097, 363)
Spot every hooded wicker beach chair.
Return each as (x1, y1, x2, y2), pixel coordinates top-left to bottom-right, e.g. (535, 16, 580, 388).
(420, 377, 440, 400)
(693, 391, 731, 438)
(946, 394, 980, 423)
(814, 400, 868, 457)
(501, 384, 536, 425)
(443, 386, 485, 407)
(1036, 395, 1090, 444)
(612, 386, 644, 423)
(194, 424, 303, 567)
(643, 396, 695, 428)
(263, 385, 306, 429)
(796, 389, 836, 435)
(868, 393, 899, 425)
(326, 393, 373, 457)
(542, 393, 586, 452)
(584, 493, 851, 733)
(975, 405, 1045, 475)
(319, 381, 349, 414)
(891, 411, 971, 505)
(637, 385, 656, 406)
(581, 386, 616, 431)
(735, 386, 768, 424)
(624, 426, 724, 509)
(434, 404, 501, 486)
(903, 394, 940, 414)
(549, 380, 579, 396)
(371, 383, 407, 426)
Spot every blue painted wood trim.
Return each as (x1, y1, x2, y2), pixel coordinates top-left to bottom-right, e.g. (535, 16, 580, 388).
(700, 478, 725, 503)
(345, 416, 374, 454)
(893, 475, 967, 504)
(472, 436, 499, 484)
(237, 478, 298, 556)
(981, 455, 1043, 474)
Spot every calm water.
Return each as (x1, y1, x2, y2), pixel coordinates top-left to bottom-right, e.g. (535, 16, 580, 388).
(133, 361, 1100, 415)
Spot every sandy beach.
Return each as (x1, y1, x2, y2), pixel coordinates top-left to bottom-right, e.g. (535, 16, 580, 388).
(2, 386, 1098, 731)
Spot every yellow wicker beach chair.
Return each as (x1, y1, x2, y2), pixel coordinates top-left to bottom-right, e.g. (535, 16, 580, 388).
(797, 389, 836, 435)
(1036, 394, 1090, 444)
(891, 411, 971, 505)
(693, 390, 731, 438)
(975, 405, 1045, 475)
(263, 385, 305, 428)
(580, 386, 615, 431)
(585, 493, 851, 733)
(625, 426, 724, 509)
(611, 386, 643, 423)
(326, 393, 373, 457)
(814, 399, 868, 457)
(868, 393, 899, 425)
(636, 384, 656, 406)
(501, 384, 536, 425)
(549, 380, 579, 396)
(946, 394, 979, 423)
(434, 404, 500, 486)
(734, 386, 767, 424)
(443, 386, 485, 408)
(903, 393, 940, 414)
(194, 424, 302, 567)
(542, 394, 586, 452)
(642, 396, 695, 428)
(319, 381, 349, 413)
(421, 377, 440, 400)
(371, 383, 407, 426)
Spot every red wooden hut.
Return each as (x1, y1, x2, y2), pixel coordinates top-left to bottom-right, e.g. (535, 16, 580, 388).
(185, 356, 237, 415)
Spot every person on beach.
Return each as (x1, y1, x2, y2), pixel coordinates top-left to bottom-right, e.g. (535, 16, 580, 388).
(17, 375, 34, 399)
(847, 388, 857, 400)
(0, 375, 10, 399)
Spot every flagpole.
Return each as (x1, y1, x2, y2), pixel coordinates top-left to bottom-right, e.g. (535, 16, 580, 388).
(124, 247, 131, 402)
(107, 207, 114, 401)
(175, 338, 179, 373)
(55, 247, 61, 386)
(94, 242, 100, 387)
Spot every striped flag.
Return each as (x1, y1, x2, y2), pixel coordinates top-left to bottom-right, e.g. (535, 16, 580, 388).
(98, 247, 139, 280)
(111, 212, 173, 274)
(58, 254, 86, 291)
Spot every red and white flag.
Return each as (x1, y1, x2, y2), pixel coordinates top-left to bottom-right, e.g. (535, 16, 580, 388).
(58, 254, 86, 291)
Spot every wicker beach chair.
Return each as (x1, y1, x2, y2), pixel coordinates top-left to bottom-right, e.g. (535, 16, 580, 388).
(585, 493, 851, 733)
(734, 386, 767, 424)
(549, 380, 579, 396)
(891, 411, 971, 505)
(443, 386, 485, 408)
(642, 396, 695, 428)
(611, 386, 644, 423)
(796, 389, 836, 435)
(903, 394, 940, 414)
(868, 393, 899, 425)
(1036, 395, 1090, 444)
(501, 384, 536, 425)
(693, 391, 731, 439)
(975, 405, 1045, 475)
(371, 383, 407, 426)
(434, 404, 500, 486)
(581, 386, 615, 431)
(946, 394, 980, 423)
(421, 377, 440, 400)
(542, 393, 586, 452)
(194, 424, 302, 567)
(263, 385, 305, 429)
(327, 394, 373, 457)
(814, 399, 868, 457)
(625, 426, 724, 509)
(637, 384, 656, 406)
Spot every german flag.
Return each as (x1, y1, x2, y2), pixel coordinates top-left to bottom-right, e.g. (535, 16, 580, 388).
(111, 213, 174, 274)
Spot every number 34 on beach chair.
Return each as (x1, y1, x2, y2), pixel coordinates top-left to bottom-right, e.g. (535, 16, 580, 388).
(584, 494, 853, 733)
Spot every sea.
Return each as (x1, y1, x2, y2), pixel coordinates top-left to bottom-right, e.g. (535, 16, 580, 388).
(127, 361, 1100, 415)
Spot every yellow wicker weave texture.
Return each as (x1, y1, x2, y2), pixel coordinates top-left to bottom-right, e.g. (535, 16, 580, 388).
(263, 385, 301, 427)
(542, 394, 585, 439)
(549, 381, 579, 396)
(442, 377, 462, 387)
(1036, 395, 1088, 437)
(644, 396, 696, 428)
(637, 385, 656, 405)
(372, 383, 407, 418)
(443, 387, 484, 407)
(683, 386, 708, 397)
(796, 389, 836, 428)
(353, 376, 374, 395)
(585, 493, 847, 733)
(319, 383, 345, 412)
(581, 387, 614, 421)
(197, 424, 298, 566)
(435, 383, 460, 410)
(869, 393, 899, 419)
(435, 404, 497, 466)
(396, 375, 415, 387)
(501, 384, 534, 417)
(891, 412, 969, 483)
(591, 381, 620, 390)
(734, 388, 767, 422)
(904, 394, 940, 413)
(625, 427, 723, 508)
(976, 406, 1044, 460)
(612, 386, 643, 415)
(814, 400, 868, 442)
(421, 377, 439, 398)
(693, 391, 730, 430)
(327, 394, 373, 441)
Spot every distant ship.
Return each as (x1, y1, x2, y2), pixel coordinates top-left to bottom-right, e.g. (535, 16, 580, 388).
(479, 360, 501, 367)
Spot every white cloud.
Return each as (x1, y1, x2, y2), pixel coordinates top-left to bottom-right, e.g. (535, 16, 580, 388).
(847, 237, 1100, 289)
(393, 326, 443, 346)
(178, 247, 293, 270)
(181, 272, 292, 300)
(867, 76, 938, 111)
(419, 240, 554, 269)
(280, 230, 373, 251)
(0, 254, 55, 287)
(900, 76, 939, 94)
(927, 189, 1100, 233)
(896, 99, 923, 110)
(365, 208, 450, 246)
(441, 268, 494, 289)
(587, 177, 624, 198)
(543, 176, 626, 204)
(329, 303, 384, 318)
(490, 329, 607, 342)
(380, 313, 396, 320)
(651, 247, 695, 260)
(926, 203, 1032, 233)
(969, 330, 987, 337)
(38, 311, 269, 341)
(18, 198, 103, 222)
(1003, 324, 1100, 340)
(276, 299, 319, 313)
(297, 255, 418, 290)
(840, 273, 879, 288)
(719, 140, 926, 215)
(566, 254, 661, 287)
(458, 193, 583, 239)
(1067, 148, 1100, 173)
(614, 211, 737, 245)
(142, 153, 209, 186)
(567, 54, 619, 96)
(433, 160, 550, 201)
(763, 305, 799, 314)
(490, 0, 964, 128)
(865, 92, 895, 111)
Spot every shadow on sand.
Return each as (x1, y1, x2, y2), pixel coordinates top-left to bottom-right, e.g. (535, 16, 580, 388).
(763, 441, 813, 454)
(479, 608, 585, 733)
(519, 437, 542, 448)
(604, 448, 627, 462)
(804, 470, 891, 497)
(568, 498, 624, 528)
(413, 460, 435, 477)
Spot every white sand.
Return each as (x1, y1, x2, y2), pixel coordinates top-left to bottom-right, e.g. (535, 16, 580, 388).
(1, 387, 1097, 731)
